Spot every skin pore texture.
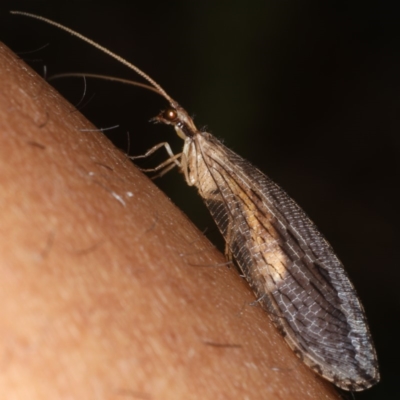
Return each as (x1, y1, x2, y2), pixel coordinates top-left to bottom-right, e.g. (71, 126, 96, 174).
(0, 43, 341, 400)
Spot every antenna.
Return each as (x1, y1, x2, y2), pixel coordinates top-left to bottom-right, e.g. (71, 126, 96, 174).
(10, 11, 177, 106)
(48, 73, 164, 96)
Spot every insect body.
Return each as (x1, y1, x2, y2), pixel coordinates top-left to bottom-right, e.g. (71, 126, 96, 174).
(154, 106, 379, 392)
(11, 11, 379, 391)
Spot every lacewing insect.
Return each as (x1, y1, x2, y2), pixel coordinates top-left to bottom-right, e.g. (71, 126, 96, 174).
(11, 11, 380, 391)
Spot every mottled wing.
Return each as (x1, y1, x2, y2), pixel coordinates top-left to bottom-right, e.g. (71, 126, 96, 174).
(190, 132, 379, 391)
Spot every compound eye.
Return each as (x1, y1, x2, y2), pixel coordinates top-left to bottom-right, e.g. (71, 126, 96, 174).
(163, 108, 178, 121)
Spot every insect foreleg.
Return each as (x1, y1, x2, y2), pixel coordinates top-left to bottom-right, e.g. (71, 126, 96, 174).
(130, 142, 182, 177)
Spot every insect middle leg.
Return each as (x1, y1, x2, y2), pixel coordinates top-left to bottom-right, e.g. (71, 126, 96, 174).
(130, 142, 182, 178)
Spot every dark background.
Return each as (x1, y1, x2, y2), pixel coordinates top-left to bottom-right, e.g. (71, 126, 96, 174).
(1, 2, 399, 399)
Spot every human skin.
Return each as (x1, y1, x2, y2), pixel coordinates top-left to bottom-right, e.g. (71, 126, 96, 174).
(0, 43, 340, 400)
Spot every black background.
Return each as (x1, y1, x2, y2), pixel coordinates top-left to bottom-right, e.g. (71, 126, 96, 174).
(1, 2, 399, 399)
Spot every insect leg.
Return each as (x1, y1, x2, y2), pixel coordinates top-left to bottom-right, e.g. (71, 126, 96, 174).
(130, 141, 179, 163)
(130, 142, 182, 177)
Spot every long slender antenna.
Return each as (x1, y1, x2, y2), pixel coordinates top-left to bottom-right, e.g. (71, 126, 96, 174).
(10, 11, 177, 106)
(48, 73, 163, 96)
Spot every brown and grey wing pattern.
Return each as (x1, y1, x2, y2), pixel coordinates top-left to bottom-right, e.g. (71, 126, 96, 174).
(192, 133, 379, 391)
